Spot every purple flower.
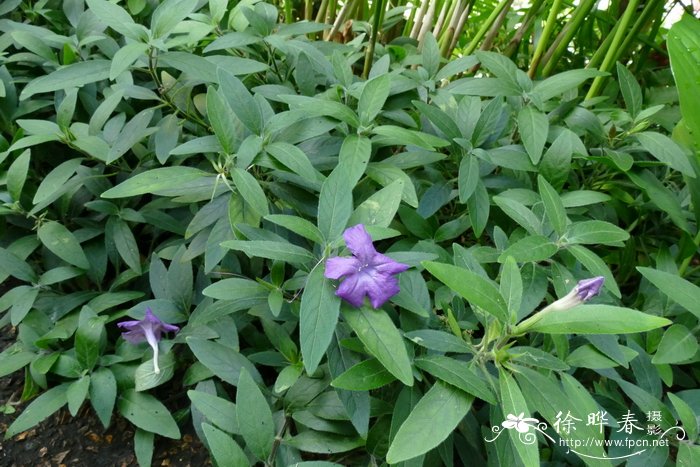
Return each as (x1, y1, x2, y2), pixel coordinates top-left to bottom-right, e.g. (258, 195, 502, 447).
(117, 308, 179, 374)
(575, 276, 605, 301)
(324, 224, 409, 309)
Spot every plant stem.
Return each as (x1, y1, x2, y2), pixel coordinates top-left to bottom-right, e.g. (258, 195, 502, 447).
(541, 0, 596, 77)
(585, 0, 640, 99)
(463, 0, 511, 56)
(528, 0, 563, 78)
(266, 417, 290, 467)
(362, 0, 386, 78)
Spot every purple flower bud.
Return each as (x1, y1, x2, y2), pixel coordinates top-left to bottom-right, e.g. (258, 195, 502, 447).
(575, 276, 605, 301)
(117, 308, 179, 374)
(324, 224, 409, 309)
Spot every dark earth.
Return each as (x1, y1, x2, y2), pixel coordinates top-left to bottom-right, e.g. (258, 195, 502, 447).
(0, 326, 211, 467)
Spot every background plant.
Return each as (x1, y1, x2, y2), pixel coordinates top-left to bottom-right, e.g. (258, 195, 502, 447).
(0, 1, 699, 466)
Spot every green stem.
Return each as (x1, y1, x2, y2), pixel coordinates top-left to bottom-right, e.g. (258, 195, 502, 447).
(362, 0, 386, 78)
(585, 0, 640, 100)
(463, 0, 511, 56)
(541, 0, 597, 77)
(528, 0, 563, 78)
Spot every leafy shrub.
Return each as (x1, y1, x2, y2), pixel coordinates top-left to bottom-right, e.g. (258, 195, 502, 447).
(1, 1, 698, 465)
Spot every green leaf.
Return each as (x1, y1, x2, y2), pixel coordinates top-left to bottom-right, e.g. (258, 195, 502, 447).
(7, 149, 30, 202)
(668, 392, 698, 442)
(538, 175, 567, 235)
(458, 156, 479, 203)
(187, 337, 262, 386)
(500, 256, 523, 319)
(0, 247, 37, 283)
(86, 0, 146, 40)
(403, 330, 471, 353)
(135, 351, 176, 391)
(221, 240, 314, 265)
(499, 370, 539, 467)
(188, 390, 239, 434)
(134, 429, 154, 467)
(531, 68, 603, 102)
(358, 74, 390, 126)
(0, 345, 35, 378)
(498, 235, 558, 263)
(75, 307, 105, 371)
(5, 384, 68, 439)
(636, 132, 694, 176)
(89, 368, 117, 428)
(206, 86, 237, 154)
(33, 158, 82, 205)
(202, 423, 250, 467)
(668, 15, 700, 150)
(284, 431, 364, 454)
(231, 167, 269, 217)
(414, 356, 496, 404)
(519, 305, 671, 334)
(616, 62, 642, 117)
(265, 215, 324, 245)
(110, 218, 141, 273)
(638, 267, 700, 320)
(517, 106, 548, 164)
(300, 266, 340, 375)
(20, 60, 112, 100)
(331, 359, 396, 391)
(343, 306, 413, 386)
(37, 221, 90, 269)
(67, 375, 90, 416)
(563, 220, 630, 245)
(348, 179, 403, 228)
(493, 196, 541, 235)
(117, 389, 180, 439)
(237, 368, 275, 461)
(423, 261, 509, 323)
(151, 0, 198, 38)
(279, 95, 359, 127)
(373, 125, 450, 150)
(102, 167, 210, 198)
(110, 42, 148, 79)
(218, 68, 262, 134)
(652, 324, 698, 364)
(266, 142, 321, 182)
(318, 172, 353, 242)
(386, 381, 472, 464)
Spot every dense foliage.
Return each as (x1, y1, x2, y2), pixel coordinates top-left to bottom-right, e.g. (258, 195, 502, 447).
(1, 1, 699, 466)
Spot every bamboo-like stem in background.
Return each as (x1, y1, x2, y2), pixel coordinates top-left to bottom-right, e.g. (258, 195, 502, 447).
(410, 0, 430, 39)
(326, 0, 355, 40)
(417, 0, 438, 43)
(528, 0, 563, 78)
(433, 0, 451, 38)
(284, 0, 293, 23)
(541, 0, 597, 76)
(363, 0, 387, 78)
(504, 0, 545, 59)
(447, 0, 474, 57)
(633, 1, 665, 74)
(462, 0, 511, 56)
(585, 0, 640, 99)
(315, 0, 329, 23)
(616, 0, 663, 64)
(478, 0, 513, 52)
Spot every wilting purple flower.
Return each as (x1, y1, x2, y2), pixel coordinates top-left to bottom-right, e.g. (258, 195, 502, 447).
(324, 224, 409, 309)
(117, 308, 179, 374)
(575, 276, 605, 301)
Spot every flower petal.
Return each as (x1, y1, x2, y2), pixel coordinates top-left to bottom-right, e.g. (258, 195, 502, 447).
(121, 329, 146, 344)
(371, 253, 410, 275)
(324, 256, 362, 280)
(335, 273, 367, 307)
(365, 273, 400, 309)
(343, 224, 376, 262)
(117, 320, 142, 330)
(575, 276, 605, 301)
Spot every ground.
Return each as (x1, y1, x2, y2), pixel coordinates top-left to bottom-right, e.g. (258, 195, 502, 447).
(0, 327, 211, 467)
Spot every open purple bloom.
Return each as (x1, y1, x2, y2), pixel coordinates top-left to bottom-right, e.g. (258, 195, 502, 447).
(117, 308, 179, 374)
(575, 276, 605, 301)
(324, 224, 409, 309)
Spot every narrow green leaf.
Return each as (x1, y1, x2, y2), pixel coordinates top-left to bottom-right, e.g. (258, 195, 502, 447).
(37, 221, 90, 269)
(237, 368, 275, 461)
(343, 306, 413, 386)
(358, 74, 390, 126)
(414, 356, 496, 404)
(500, 256, 523, 319)
(652, 324, 698, 364)
(386, 381, 472, 463)
(331, 359, 396, 391)
(616, 62, 642, 117)
(563, 220, 630, 245)
(637, 267, 700, 320)
(5, 384, 69, 438)
(520, 305, 671, 334)
(300, 266, 340, 375)
(117, 389, 180, 439)
(20, 60, 112, 100)
(7, 149, 30, 202)
(187, 337, 262, 386)
(498, 235, 558, 263)
(518, 106, 548, 164)
(221, 240, 314, 265)
(423, 261, 509, 323)
(89, 368, 117, 428)
(102, 167, 210, 198)
(187, 390, 239, 434)
(499, 370, 539, 467)
(636, 132, 694, 176)
(202, 423, 250, 467)
(538, 175, 567, 235)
